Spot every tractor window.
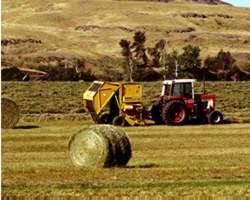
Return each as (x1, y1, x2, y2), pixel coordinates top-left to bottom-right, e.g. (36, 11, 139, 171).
(173, 83, 192, 98)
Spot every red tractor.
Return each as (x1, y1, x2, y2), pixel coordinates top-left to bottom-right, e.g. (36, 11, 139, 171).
(151, 79, 223, 125)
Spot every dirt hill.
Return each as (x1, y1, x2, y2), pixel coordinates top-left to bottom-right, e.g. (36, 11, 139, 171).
(188, 0, 231, 5)
(2, 0, 250, 78)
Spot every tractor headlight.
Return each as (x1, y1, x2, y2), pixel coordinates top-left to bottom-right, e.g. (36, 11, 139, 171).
(207, 99, 213, 109)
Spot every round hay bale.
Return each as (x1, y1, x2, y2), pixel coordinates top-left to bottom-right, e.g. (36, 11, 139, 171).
(68, 125, 132, 168)
(1, 98, 20, 129)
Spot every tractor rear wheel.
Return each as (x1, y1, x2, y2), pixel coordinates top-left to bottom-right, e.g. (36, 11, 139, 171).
(162, 100, 187, 125)
(207, 110, 223, 124)
(112, 116, 127, 126)
(151, 102, 163, 124)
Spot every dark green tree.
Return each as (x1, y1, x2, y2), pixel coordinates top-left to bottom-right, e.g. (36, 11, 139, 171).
(149, 39, 166, 67)
(178, 45, 202, 79)
(179, 45, 201, 69)
(120, 32, 168, 81)
(204, 50, 236, 80)
(161, 45, 202, 79)
(131, 31, 148, 66)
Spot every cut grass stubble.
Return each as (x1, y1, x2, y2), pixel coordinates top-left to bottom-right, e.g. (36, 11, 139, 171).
(2, 121, 250, 197)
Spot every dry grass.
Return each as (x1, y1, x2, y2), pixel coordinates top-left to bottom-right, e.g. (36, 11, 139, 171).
(68, 125, 131, 167)
(1, 98, 20, 129)
(2, 121, 250, 198)
(2, 81, 250, 122)
(2, 0, 250, 73)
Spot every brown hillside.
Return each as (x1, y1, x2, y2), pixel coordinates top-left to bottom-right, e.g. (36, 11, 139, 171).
(2, 0, 250, 78)
(187, 0, 231, 5)
(117, 0, 231, 5)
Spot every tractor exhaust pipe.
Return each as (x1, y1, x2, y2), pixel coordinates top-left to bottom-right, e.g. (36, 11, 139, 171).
(202, 70, 206, 94)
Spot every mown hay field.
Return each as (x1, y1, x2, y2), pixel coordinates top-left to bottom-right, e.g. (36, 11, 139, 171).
(1, 81, 250, 198)
(2, 121, 250, 198)
(2, 81, 250, 122)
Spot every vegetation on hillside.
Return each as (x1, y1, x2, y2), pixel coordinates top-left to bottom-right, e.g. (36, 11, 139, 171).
(204, 50, 250, 81)
(2, 0, 250, 80)
(119, 31, 165, 81)
(119, 32, 249, 81)
(3, 30, 249, 81)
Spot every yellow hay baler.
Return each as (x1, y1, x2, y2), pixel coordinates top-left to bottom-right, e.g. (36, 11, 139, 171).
(83, 81, 145, 126)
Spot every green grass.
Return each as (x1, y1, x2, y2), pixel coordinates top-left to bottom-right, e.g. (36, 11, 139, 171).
(2, 81, 250, 122)
(2, 121, 250, 198)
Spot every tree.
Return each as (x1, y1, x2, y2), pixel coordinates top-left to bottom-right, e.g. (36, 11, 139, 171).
(178, 45, 202, 78)
(149, 39, 166, 68)
(204, 50, 236, 80)
(119, 31, 165, 81)
(179, 45, 201, 69)
(162, 50, 179, 79)
(161, 45, 202, 79)
(131, 31, 148, 67)
(119, 39, 134, 81)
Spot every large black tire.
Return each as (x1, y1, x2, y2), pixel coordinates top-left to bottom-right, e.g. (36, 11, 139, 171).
(98, 112, 111, 124)
(162, 100, 187, 125)
(112, 116, 127, 126)
(151, 102, 163, 124)
(207, 110, 223, 124)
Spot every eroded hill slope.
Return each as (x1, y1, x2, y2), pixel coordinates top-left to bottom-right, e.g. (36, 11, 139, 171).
(2, 0, 250, 76)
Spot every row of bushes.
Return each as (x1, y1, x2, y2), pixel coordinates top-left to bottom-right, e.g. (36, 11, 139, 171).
(2, 59, 249, 82)
(2, 67, 28, 81)
(2, 31, 249, 82)
(119, 31, 250, 81)
(1, 66, 96, 81)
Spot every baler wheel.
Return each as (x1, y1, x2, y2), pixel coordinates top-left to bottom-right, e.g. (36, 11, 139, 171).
(98, 112, 111, 124)
(112, 116, 127, 126)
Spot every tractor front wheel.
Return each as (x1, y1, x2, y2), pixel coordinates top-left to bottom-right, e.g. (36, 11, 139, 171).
(207, 110, 223, 124)
(162, 100, 187, 125)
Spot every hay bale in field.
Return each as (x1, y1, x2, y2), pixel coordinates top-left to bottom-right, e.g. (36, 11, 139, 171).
(68, 125, 132, 168)
(1, 98, 20, 129)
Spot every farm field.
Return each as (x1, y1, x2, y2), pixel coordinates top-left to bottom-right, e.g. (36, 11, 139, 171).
(2, 121, 250, 198)
(2, 81, 250, 122)
(2, 0, 250, 198)
(2, 81, 250, 198)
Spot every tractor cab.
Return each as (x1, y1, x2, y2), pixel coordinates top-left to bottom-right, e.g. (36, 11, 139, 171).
(161, 79, 195, 99)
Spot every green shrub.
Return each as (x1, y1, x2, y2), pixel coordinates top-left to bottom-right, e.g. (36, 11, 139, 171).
(1, 67, 27, 81)
(133, 68, 162, 81)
